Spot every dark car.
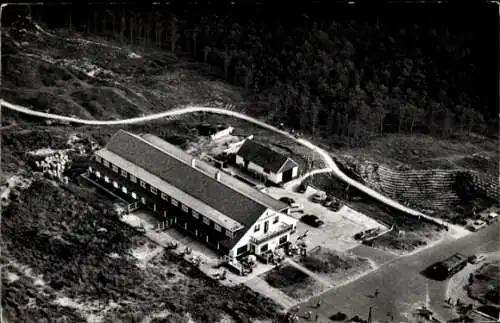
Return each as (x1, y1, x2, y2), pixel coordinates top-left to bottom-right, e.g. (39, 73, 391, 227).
(297, 183, 308, 193)
(322, 195, 334, 206)
(323, 200, 333, 207)
(428, 253, 468, 280)
(279, 197, 295, 205)
(354, 227, 381, 240)
(300, 214, 325, 227)
(330, 201, 342, 211)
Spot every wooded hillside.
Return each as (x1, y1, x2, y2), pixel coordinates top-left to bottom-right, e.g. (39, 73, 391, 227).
(10, 4, 499, 147)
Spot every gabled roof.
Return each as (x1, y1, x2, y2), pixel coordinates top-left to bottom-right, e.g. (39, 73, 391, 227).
(236, 140, 299, 173)
(96, 148, 244, 232)
(100, 130, 287, 249)
(140, 134, 289, 212)
(278, 158, 299, 173)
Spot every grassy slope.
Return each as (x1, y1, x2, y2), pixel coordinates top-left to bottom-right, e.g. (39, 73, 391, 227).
(2, 26, 247, 122)
(1, 178, 281, 322)
(337, 133, 499, 176)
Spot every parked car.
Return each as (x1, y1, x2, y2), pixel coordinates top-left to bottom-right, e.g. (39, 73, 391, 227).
(430, 253, 468, 280)
(354, 227, 381, 240)
(288, 203, 304, 214)
(330, 201, 342, 212)
(312, 191, 327, 203)
(468, 254, 487, 264)
(486, 212, 498, 224)
(468, 220, 487, 232)
(297, 183, 308, 193)
(322, 200, 333, 207)
(279, 197, 295, 205)
(322, 195, 336, 207)
(300, 214, 325, 227)
(289, 202, 304, 209)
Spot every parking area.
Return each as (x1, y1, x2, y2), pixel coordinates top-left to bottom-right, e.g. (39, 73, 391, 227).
(120, 209, 277, 286)
(263, 186, 387, 252)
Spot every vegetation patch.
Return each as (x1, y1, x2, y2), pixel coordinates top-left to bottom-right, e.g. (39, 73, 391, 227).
(466, 261, 500, 305)
(263, 264, 323, 300)
(305, 173, 443, 254)
(307, 174, 444, 254)
(367, 229, 436, 255)
(301, 249, 370, 274)
(300, 249, 372, 284)
(330, 312, 348, 321)
(308, 173, 442, 230)
(1, 177, 281, 323)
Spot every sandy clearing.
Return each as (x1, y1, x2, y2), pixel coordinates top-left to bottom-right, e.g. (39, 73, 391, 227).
(130, 243, 164, 268)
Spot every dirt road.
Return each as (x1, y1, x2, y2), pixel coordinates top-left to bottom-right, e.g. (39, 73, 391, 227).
(1, 98, 459, 231)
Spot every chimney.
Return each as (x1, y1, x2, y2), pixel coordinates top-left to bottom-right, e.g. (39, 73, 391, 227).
(191, 158, 196, 168)
(215, 171, 221, 181)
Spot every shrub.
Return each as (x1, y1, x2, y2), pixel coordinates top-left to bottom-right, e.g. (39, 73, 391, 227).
(301, 251, 362, 274)
(264, 265, 309, 288)
(330, 312, 347, 321)
(349, 315, 367, 323)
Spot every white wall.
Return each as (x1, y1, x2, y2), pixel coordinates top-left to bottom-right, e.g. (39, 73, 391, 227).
(235, 155, 245, 167)
(229, 208, 269, 258)
(248, 162, 283, 184)
(247, 161, 263, 174)
(210, 127, 234, 140)
(268, 171, 282, 184)
(229, 209, 297, 258)
(292, 166, 298, 178)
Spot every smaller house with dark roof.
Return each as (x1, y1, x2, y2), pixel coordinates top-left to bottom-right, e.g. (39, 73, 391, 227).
(235, 139, 300, 185)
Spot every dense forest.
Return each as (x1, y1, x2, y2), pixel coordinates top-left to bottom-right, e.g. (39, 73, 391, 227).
(8, 4, 499, 147)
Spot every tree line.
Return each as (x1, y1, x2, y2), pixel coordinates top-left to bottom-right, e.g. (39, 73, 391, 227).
(24, 5, 498, 147)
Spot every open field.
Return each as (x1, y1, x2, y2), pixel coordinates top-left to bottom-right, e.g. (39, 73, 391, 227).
(332, 135, 499, 222)
(3, 25, 247, 121)
(299, 249, 373, 284)
(337, 134, 499, 176)
(261, 264, 325, 301)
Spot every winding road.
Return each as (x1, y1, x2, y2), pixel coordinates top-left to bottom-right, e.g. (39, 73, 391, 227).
(1, 99, 459, 230)
(1, 97, 479, 320)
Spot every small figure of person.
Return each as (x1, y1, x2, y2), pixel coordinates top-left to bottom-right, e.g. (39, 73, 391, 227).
(374, 289, 379, 297)
(316, 298, 321, 308)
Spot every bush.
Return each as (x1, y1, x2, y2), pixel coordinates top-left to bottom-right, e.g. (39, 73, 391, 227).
(301, 251, 362, 274)
(330, 312, 348, 321)
(349, 316, 367, 323)
(301, 255, 332, 273)
(264, 265, 309, 288)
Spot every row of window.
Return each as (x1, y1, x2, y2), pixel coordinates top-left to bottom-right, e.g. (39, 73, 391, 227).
(259, 235, 288, 253)
(93, 156, 233, 238)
